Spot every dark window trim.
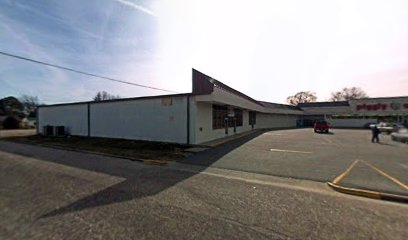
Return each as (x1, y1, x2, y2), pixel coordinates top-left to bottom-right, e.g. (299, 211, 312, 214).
(212, 105, 228, 130)
(249, 111, 256, 125)
(234, 108, 243, 127)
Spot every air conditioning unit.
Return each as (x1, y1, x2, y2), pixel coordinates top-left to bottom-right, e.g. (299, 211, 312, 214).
(43, 125, 54, 136)
(54, 126, 65, 136)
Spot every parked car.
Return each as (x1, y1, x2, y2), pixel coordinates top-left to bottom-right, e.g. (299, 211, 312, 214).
(363, 122, 377, 129)
(391, 128, 408, 143)
(314, 120, 330, 133)
(377, 122, 405, 134)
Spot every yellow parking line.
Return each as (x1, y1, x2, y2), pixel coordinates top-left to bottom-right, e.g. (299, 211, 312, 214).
(360, 160, 408, 191)
(269, 149, 312, 154)
(332, 159, 359, 184)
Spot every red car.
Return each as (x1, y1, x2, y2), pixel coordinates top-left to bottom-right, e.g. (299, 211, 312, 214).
(314, 120, 330, 133)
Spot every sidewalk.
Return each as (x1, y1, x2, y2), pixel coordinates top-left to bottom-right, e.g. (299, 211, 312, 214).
(200, 129, 261, 147)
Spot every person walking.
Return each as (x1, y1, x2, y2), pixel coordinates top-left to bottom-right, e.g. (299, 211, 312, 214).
(371, 125, 380, 143)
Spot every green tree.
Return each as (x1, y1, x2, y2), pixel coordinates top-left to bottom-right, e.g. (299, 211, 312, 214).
(2, 116, 20, 129)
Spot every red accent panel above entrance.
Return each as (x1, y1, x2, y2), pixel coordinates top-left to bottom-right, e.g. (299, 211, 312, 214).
(192, 69, 214, 95)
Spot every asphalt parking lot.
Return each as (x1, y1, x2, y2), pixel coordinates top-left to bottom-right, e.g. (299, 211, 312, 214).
(1, 140, 408, 239)
(181, 128, 408, 196)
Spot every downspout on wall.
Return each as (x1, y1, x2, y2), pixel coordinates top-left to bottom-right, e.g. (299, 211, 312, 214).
(187, 95, 190, 145)
(36, 107, 39, 134)
(87, 102, 90, 137)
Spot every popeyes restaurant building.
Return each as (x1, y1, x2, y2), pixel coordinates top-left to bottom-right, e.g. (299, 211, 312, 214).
(299, 96, 408, 128)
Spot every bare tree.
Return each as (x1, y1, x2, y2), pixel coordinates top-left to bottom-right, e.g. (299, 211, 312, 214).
(93, 91, 120, 101)
(19, 95, 40, 112)
(286, 91, 317, 105)
(329, 87, 368, 101)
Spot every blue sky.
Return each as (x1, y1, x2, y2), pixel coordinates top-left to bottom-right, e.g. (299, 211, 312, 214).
(1, 0, 408, 104)
(0, 0, 164, 103)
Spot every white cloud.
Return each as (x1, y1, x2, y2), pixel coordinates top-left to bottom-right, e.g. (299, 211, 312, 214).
(114, 0, 155, 16)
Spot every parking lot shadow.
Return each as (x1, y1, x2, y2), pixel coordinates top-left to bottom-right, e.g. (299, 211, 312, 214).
(179, 131, 264, 167)
(376, 142, 395, 147)
(0, 132, 263, 218)
(314, 131, 335, 135)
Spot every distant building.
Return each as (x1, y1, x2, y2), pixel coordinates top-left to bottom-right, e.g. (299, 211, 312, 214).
(299, 97, 408, 127)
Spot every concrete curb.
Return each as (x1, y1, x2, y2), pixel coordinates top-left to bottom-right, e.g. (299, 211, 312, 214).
(327, 182, 408, 204)
(201, 127, 298, 148)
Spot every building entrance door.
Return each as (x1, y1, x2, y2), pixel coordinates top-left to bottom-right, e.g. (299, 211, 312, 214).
(224, 116, 237, 135)
(224, 117, 229, 135)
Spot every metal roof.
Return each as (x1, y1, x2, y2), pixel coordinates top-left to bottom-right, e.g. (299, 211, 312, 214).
(38, 93, 193, 108)
(259, 101, 303, 111)
(351, 96, 408, 101)
(42, 69, 264, 108)
(192, 69, 264, 106)
(297, 101, 350, 108)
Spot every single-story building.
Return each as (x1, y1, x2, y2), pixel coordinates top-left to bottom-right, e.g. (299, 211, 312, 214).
(299, 97, 408, 128)
(37, 69, 408, 143)
(37, 69, 302, 144)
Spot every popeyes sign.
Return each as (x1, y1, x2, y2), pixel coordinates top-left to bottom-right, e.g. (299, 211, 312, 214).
(356, 102, 408, 111)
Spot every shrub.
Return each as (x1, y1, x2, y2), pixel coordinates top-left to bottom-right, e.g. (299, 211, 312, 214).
(2, 116, 20, 129)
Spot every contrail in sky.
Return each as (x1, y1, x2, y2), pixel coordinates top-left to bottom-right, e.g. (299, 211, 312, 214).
(114, 0, 156, 16)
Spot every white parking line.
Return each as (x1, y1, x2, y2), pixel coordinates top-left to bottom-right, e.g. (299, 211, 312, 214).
(270, 149, 312, 154)
(401, 164, 408, 170)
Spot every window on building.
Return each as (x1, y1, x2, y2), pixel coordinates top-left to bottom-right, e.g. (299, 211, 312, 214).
(234, 108, 243, 127)
(249, 111, 256, 125)
(213, 105, 244, 129)
(213, 105, 228, 129)
(161, 97, 173, 106)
